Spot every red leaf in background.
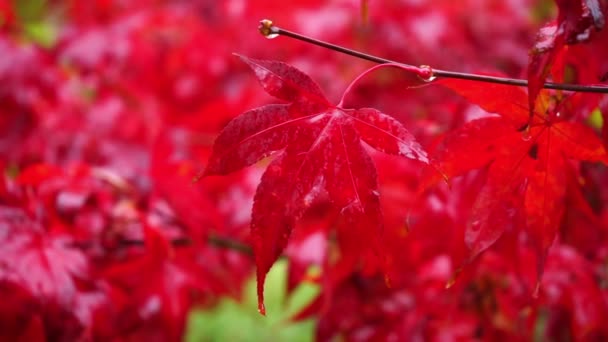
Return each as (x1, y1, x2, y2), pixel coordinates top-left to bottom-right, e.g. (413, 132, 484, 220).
(0, 283, 46, 342)
(527, 0, 604, 117)
(541, 246, 608, 340)
(204, 55, 429, 314)
(430, 78, 608, 285)
(100, 225, 204, 340)
(0, 1, 16, 31)
(0, 208, 89, 307)
(0, 206, 103, 340)
(285, 206, 329, 294)
(4, 0, 608, 338)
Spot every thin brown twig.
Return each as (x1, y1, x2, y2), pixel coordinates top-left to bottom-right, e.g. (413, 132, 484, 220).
(207, 234, 253, 255)
(258, 19, 608, 94)
(71, 234, 253, 256)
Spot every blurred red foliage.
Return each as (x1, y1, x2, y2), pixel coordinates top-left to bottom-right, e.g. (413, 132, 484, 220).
(1, 0, 608, 340)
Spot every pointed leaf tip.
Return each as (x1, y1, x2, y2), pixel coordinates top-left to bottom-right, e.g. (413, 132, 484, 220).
(257, 268, 267, 315)
(445, 267, 462, 289)
(237, 54, 330, 105)
(532, 282, 540, 299)
(258, 302, 266, 316)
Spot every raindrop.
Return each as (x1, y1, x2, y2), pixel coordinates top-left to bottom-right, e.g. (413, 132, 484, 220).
(418, 65, 436, 82)
(521, 130, 532, 141)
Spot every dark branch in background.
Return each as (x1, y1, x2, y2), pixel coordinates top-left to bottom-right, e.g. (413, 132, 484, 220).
(72, 234, 253, 256)
(207, 234, 253, 255)
(258, 19, 608, 94)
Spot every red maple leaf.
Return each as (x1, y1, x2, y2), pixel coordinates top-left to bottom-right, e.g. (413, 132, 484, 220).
(204, 55, 430, 314)
(527, 0, 605, 116)
(429, 78, 608, 288)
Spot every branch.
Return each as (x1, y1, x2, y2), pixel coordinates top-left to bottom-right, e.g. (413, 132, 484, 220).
(72, 234, 253, 256)
(258, 19, 608, 94)
(207, 234, 253, 255)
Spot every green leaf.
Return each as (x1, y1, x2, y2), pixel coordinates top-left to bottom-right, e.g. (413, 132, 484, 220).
(185, 260, 318, 342)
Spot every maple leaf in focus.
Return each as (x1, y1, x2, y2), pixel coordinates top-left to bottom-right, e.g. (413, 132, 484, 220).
(430, 79, 608, 287)
(527, 0, 605, 116)
(204, 55, 429, 314)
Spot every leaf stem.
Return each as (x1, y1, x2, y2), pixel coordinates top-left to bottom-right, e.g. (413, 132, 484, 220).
(258, 19, 608, 94)
(337, 63, 432, 107)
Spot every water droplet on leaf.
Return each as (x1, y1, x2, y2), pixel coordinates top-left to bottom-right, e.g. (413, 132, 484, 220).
(418, 65, 436, 82)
